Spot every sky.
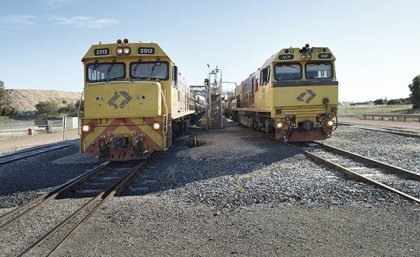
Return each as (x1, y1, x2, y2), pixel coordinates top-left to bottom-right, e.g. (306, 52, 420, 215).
(0, 0, 419, 102)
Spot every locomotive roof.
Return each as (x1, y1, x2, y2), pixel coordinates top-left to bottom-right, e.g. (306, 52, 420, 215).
(260, 46, 335, 67)
(82, 40, 171, 62)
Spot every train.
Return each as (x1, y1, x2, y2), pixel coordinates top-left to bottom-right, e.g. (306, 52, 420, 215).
(228, 44, 338, 142)
(79, 39, 199, 161)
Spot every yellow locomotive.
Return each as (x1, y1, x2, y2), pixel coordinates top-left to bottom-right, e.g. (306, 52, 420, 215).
(80, 39, 196, 161)
(231, 44, 338, 142)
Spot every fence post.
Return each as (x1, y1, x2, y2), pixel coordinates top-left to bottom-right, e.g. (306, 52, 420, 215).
(62, 117, 66, 141)
(46, 120, 52, 133)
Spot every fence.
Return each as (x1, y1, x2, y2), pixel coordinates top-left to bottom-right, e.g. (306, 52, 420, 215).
(0, 117, 79, 137)
(363, 114, 420, 122)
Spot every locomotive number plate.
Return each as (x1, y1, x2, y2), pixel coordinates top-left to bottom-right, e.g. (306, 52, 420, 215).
(138, 47, 155, 54)
(318, 53, 332, 59)
(94, 48, 109, 56)
(279, 54, 294, 60)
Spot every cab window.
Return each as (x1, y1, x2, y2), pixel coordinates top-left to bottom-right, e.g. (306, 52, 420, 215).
(305, 62, 333, 79)
(260, 66, 271, 85)
(130, 62, 169, 80)
(274, 63, 302, 80)
(86, 63, 125, 82)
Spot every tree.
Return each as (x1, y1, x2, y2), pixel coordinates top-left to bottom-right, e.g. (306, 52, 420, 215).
(1, 106, 17, 116)
(409, 75, 420, 109)
(373, 98, 385, 105)
(58, 102, 77, 116)
(35, 101, 59, 115)
(387, 99, 402, 105)
(0, 80, 5, 108)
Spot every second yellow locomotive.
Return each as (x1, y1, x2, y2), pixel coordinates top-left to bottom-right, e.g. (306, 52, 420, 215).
(230, 44, 338, 142)
(80, 39, 196, 161)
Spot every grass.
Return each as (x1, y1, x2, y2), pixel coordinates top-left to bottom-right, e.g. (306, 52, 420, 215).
(338, 104, 418, 118)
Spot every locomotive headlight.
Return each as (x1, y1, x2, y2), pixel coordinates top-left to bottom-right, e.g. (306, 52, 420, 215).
(82, 125, 90, 132)
(276, 121, 284, 129)
(116, 47, 123, 54)
(153, 122, 161, 130)
(123, 47, 130, 54)
(327, 120, 334, 127)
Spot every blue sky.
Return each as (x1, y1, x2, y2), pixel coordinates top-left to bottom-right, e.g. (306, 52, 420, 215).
(0, 0, 419, 102)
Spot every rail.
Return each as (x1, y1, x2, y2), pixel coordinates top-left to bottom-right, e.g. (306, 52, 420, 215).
(290, 142, 420, 204)
(363, 113, 420, 122)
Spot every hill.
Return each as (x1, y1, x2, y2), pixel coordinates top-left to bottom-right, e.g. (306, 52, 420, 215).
(5, 89, 81, 111)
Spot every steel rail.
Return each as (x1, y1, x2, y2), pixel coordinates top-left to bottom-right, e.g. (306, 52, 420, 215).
(0, 161, 109, 230)
(18, 159, 149, 257)
(315, 142, 420, 181)
(339, 122, 420, 139)
(0, 142, 76, 165)
(290, 143, 420, 204)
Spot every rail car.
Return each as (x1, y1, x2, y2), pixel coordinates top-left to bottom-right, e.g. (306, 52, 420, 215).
(230, 44, 338, 142)
(79, 39, 198, 161)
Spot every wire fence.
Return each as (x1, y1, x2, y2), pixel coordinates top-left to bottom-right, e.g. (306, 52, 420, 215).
(0, 117, 79, 138)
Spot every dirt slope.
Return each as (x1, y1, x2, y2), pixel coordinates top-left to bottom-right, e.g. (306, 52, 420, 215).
(5, 89, 81, 111)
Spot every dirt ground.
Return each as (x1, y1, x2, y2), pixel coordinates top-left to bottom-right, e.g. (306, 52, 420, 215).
(0, 129, 79, 155)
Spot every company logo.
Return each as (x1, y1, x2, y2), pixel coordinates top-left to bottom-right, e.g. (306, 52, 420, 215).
(296, 89, 316, 104)
(107, 91, 132, 109)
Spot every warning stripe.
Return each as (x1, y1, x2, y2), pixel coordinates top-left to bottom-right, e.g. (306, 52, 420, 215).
(125, 118, 164, 149)
(82, 117, 165, 152)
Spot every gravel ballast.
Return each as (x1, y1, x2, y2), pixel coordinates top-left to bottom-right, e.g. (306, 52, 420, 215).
(324, 126, 420, 173)
(1, 123, 419, 256)
(0, 142, 101, 209)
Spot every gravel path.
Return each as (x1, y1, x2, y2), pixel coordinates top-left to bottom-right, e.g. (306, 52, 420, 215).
(51, 196, 420, 257)
(1, 123, 419, 256)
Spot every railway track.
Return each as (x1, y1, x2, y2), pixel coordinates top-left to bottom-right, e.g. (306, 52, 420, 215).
(0, 156, 153, 256)
(339, 122, 420, 139)
(291, 142, 420, 204)
(0, 141, 76, 165)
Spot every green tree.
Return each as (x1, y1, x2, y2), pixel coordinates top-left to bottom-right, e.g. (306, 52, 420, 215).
(409, 75, 420, 109)
(59, 102, 77, 115)
(35, 101, 59, 115)
(373, 98, 385, 105)
(1, 106, 17, 116)
(387, 99, 402, 105)
(0, 80, 5, 108)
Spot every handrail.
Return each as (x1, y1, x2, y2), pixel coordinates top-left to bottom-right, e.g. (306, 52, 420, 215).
(86, 82, 106, 86)
(77, 90, 84, 135)
(160, 88, 169, 134)
(109, 81, 131, 84)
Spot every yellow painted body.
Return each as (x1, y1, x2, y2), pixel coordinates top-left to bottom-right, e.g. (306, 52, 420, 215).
(232, 45, 338, 141)
(80, 40, 194, 160)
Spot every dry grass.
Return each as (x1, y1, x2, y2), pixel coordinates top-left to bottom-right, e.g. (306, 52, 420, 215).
(338, 104, 417, 118)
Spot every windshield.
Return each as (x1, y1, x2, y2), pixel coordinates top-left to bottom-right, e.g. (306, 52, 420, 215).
(86, 63, 125, 82)
(306, 62, 333, 79)
(274, 63, 302, 80)
(130, 62, 169, 80)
